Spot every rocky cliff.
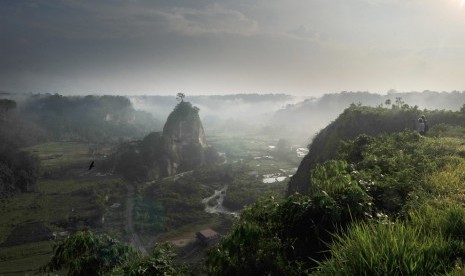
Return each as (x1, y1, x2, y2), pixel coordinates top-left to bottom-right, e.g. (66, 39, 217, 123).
(108, 100, 220, 180)
(160, 101, 208, 176)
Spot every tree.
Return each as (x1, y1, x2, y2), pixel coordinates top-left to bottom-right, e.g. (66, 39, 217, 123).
(176, 93, 185, 102)
(43, 231, 138, 275)
(112, 244, 183, 275)
(43, 231, 183, 275)
(385, 99, 391, 106)
(0, 99, 16, 112)
(460, 103, 465, 114)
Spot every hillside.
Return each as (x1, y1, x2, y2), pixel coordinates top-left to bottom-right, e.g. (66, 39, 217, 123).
(288, 104, 465, 195)
(206, 107, 465, 275)
(274, 91, 465, 140)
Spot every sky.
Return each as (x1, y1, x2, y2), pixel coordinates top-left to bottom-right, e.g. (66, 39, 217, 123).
(1, 0, 465, 96)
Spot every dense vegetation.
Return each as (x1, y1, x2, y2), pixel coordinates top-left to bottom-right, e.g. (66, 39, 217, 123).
(288, 104, 465, 195)
(0, 100, 40, 196)
(206, 105, 465, 275)
(43, 231, 182, 275)
(206, 129, 465, 274)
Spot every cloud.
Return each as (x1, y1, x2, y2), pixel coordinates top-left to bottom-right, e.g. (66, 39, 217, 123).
(0, 1, 258, 40)
(287, 25, 321, 42)
(161, 4, 259, 36)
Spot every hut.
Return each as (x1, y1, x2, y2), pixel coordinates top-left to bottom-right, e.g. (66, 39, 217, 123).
(196, 228, 220, 246)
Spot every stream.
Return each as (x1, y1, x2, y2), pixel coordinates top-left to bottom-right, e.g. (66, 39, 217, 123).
(202, 185, 238, 217)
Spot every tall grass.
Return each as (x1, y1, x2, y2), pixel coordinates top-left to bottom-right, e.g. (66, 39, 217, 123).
(409, 202, 465, 240)
(315, 221, 460, 275)
(428, 159, 465, 203)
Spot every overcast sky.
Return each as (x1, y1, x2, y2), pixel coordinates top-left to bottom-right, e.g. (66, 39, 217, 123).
(1, 0, 465, 96)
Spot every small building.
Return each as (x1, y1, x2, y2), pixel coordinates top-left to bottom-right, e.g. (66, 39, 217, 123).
(196, 228, 220, 246)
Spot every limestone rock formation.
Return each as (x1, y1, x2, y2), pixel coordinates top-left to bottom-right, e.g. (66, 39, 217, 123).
(109, 100, 221, 180)
(160, 101, 208, 176)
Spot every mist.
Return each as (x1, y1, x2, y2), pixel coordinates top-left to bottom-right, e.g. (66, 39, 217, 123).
(3, 0, 465, 274)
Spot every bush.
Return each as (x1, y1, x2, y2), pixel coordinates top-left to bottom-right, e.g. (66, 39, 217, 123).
(207, 190, 369, 275)
(43, 231, 138, 275)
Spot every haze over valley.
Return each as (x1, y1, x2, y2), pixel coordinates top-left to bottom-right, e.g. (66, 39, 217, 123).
(3, 1, 465, 275)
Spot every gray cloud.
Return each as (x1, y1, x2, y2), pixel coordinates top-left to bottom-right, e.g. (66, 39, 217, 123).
(1, 0, 465, 95)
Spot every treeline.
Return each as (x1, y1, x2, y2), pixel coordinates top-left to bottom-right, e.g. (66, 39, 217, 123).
(0, 93, 162, 196)
(274, 90, 465, 138)
(17, 94, 162, 142)
(0, 101, 39, 196)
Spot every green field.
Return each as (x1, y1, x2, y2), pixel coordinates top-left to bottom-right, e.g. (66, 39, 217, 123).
(0, 134, 306, 274)
(0, 142, 128, 274)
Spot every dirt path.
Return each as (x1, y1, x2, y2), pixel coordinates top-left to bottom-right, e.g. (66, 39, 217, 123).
(126, 184, 148, 256)
(202, 185, 238, 217)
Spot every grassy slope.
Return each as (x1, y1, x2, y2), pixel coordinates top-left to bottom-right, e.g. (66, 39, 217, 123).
(0, 142, 127, 274)
(314, 129, 465, 274)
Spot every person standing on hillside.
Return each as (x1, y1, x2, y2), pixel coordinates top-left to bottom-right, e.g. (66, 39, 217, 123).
(421, 115, 429, 135)
(418, 117, 425, 135)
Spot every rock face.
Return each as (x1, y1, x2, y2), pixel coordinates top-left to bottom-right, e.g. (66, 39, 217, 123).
(160, 101, 208, 176)
(109, 101, 222, 180)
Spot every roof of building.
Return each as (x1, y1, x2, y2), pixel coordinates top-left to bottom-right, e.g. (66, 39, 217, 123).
(197, 228, 219, 239)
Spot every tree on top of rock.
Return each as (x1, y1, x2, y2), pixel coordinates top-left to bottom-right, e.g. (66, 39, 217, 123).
(176, 93, 185, 102)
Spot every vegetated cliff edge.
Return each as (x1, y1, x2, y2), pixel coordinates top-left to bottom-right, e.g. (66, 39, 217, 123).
(287, 104, 465, 195)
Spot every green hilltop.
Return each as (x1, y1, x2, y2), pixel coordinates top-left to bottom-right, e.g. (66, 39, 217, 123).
(208, 104, 465, 275)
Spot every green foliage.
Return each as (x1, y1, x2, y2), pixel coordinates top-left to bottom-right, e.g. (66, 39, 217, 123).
(288, 104, 465, 195)
(0, 143, 39, 196)
(163, 101, 198, 134)
(207, 191, 365, 275)
(310, 160, 373, 221)
(112, 244, 183, 275)
(338, 130, 439, 213)
(145, 169, 216, 230)
(43, 232, 183, 275)
(288, 105, 421, 195)
(43, 231, 138, 275)
(134, 197, 165, 234)
(210, 125, 465, 275)
(315, 221, 464, 275)
(409, 202, 465, 240)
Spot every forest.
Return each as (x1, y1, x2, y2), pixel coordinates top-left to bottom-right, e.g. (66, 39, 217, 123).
(2, 91, 465, 274)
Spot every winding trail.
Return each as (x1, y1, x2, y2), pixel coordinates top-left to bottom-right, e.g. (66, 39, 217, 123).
(126, 184, 148, 256)
(202, 185, 238, 217)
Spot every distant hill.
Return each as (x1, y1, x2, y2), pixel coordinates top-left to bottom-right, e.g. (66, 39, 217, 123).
(274, 91, 465, 140)
(1, 93, 162, 143)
